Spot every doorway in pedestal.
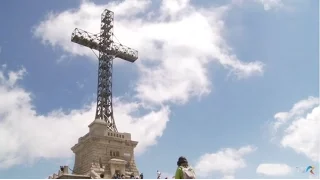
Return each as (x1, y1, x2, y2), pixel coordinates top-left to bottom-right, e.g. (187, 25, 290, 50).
(115, 169, 121, 176)
(113, 170, 120, 179)
(109, 158, 127, 178)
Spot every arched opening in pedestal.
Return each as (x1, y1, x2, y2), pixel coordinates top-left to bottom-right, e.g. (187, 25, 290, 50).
(115, 170, 120, 174)
(108, 158, 127, 178)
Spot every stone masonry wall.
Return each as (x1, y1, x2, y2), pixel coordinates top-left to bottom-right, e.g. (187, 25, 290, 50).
(72, 134, 139, 177)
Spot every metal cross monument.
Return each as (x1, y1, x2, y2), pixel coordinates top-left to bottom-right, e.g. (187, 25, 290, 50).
(71, 9, 138, 132)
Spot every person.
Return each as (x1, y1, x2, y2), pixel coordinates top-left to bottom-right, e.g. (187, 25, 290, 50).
(174, 156, 196, 179)
(140, 173, 144, 179)
(130, 173, 135, 179)
(112, 172, 120, 179)
(100, 173, 104, 178)
(157, 170, 161, 179)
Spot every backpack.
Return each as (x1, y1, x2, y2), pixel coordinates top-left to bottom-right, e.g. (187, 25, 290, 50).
(181, 166, 196, 179)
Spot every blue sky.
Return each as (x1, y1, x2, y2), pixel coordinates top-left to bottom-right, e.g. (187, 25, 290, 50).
(0, 0, 318, 179)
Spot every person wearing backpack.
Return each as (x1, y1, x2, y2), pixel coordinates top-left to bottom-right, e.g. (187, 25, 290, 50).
(174, 156, 196, 179)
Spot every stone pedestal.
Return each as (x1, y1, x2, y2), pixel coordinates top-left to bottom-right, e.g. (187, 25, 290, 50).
(71, 119, 139, 178)
(49, 119, 139, 179)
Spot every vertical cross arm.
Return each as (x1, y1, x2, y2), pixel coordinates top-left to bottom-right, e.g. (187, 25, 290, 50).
(100, 9, 138, 62)
(96, 9, 119, 131)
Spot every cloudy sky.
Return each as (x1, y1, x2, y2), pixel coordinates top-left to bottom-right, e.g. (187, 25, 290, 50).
(0, 0, 318, 179)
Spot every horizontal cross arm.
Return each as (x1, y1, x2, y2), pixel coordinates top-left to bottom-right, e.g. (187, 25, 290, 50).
(112, 42, 138, 63)
(71, 28, 100, 50)
(71, 28, 138, 63)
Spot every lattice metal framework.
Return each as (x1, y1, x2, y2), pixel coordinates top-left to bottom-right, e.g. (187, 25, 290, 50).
(71, 9, 138, 132)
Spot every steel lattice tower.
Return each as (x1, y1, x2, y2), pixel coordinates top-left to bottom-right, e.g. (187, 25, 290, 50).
(71, 9, 138, 132)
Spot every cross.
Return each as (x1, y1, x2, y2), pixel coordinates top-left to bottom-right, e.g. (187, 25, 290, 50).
(71, 9, 138, 132)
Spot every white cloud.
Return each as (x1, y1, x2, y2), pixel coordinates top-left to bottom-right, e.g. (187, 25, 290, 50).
(0, 0, 265, 170)
(0, 66, 170, 169)
(273, 96, 318, 131)
(76, 81, 85, 89)
(256, 163, 292, 176)
(233, 0, 301, 11)
(33, 0, 264, 105)
(255, 0, 283, 11)
(160, 0, 190, 18)
(272, 97, 320, 162)
(223, 175, 235, 179)
(0, 66, 26, 88)
(194, 145, 256, 178)
(309, 174, 319, 179)
(56, 54, 70, 63)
